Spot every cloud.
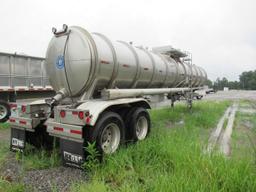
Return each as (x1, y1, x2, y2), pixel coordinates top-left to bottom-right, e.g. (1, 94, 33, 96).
(0, 0, 255, 81)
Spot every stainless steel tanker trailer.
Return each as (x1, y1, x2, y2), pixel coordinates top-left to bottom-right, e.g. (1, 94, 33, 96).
(8, 25, 207, 168)
(0, 52, 54, 123)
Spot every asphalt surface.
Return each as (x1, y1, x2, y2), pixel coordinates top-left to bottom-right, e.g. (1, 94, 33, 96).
(203, 90, 256, 101)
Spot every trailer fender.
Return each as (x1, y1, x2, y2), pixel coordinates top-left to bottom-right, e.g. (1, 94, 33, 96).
(77, 98, 151, 126)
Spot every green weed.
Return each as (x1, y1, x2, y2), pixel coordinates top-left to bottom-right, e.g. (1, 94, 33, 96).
(82, 142, 100, 171)
(0, 142, 9, 167)
(0, 177, 24, 192)
(71, 180, 107, 192)
(15, 144, 61, 170)
(0, 123, 9, 130)
(71, 101, 256, 192)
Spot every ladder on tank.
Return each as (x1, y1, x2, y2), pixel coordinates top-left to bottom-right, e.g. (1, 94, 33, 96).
(183, 51, 193, 109)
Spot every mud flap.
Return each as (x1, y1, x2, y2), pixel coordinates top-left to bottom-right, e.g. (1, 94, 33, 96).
(60, 139, 85, 168)
(10, 128, 26, 152)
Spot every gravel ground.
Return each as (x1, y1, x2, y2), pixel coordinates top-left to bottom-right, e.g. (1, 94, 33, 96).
(23, 167, 85, 192)
(0, 128, 86, 191)
(0, 153, 23, 182)
(0, 155, 86, 192)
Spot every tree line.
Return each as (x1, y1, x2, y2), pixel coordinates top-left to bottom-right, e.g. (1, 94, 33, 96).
(205, 70, 256, 90)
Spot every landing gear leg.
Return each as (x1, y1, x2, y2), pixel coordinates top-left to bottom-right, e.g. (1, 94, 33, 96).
(187, 98, 192, 109)
(185, 92, 193, 110)
(171, 98, 175, 108)
(168, 94, 176, 108)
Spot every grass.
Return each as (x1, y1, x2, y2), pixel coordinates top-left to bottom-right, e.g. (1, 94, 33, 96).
(70, 100, 256, 192)
(0, 178, 25, 192)
(0, 124, 60, 171)
(232, 100, 256, 163)
(0, 142, 9, 166)
(1, 100, 256, 191)
(0, 123, 9, 130)
(15, 144, 61, 171)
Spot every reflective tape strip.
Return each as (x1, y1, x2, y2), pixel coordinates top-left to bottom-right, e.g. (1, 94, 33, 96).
(70, 130, 82, 135)
(0, 87, 53, 92)
(51, 126, 82, 135)
(19, 120, 27, 125)
(54, 127, 64, 132)
(9, 118, 15, 123)
(72, 111, 78, 115)
(46, 122, 83, 140)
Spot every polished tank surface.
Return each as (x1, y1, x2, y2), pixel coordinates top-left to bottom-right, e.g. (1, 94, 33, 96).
(45, 26, 207, 98)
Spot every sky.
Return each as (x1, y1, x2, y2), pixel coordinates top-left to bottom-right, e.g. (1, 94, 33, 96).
(0, 0, 255, 81)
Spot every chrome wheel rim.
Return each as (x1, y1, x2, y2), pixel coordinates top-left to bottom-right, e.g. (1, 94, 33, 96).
(0, 104, 7, 120)
(136, 116, 148, 140)
(100, 123, 120, 154)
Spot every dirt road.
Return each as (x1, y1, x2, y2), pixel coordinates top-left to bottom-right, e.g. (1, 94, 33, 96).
(206, 103, 238, 155)
(205, 90, 255, 156)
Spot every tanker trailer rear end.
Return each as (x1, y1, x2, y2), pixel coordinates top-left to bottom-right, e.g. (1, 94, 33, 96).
(9, 25, 207, 168)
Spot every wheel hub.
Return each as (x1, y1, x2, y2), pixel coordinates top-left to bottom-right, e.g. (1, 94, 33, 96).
(136, 116, 148, 140)
(0, 104, 7, 119)
(101, 123, 120, 154)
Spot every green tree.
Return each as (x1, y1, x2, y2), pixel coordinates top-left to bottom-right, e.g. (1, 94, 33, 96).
(205, 79, 213, 87)
(239, 70, 256, 90)
(210, 69, 255, 90)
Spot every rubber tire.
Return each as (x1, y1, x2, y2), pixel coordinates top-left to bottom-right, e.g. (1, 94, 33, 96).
(91, 111, 125, 154)
(0, 100, 11, 123)
(126, 107, 151, 142)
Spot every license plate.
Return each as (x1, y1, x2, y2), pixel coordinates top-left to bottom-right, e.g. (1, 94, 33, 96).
(63, 151, 83, 164)
(12, 138, 24, 148)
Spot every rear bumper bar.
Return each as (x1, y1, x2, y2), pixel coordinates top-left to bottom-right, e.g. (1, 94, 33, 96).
(45, 118, 83, 142)
(9, 116, 40, 131)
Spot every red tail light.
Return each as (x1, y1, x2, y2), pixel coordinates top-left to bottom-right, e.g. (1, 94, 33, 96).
(86, 116, 91, 124)
(60, 110, 66, 118)
(21, 105, 26, 113)
(10, 104, 17, 108)
(78, 111, 84, 120)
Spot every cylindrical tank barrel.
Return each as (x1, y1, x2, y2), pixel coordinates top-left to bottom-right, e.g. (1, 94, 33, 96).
(45, 26, 207, 98)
